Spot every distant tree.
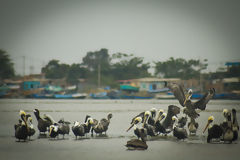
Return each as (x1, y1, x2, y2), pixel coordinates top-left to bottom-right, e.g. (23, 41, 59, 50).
(0, 49, 15, 79)
(110, 53, 151, 80)
(41, 60, 70, 79)
(154, 57, 208, 80)
(66, 63, 87, 84)
(82, 48, 110, 73)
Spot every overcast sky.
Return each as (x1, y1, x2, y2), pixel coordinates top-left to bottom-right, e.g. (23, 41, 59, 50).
(1, 0, 240, 75)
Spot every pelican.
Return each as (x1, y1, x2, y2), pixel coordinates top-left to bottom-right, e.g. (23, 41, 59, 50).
(57, 118, 70, 139)
(15, 110, 28, 141)
(49, 123, 59, 139)
(168, 83, 215, 119)
(220, 110, 234, 143)
(26, 115, 35, 140)
(72, 121, 85, 139)
(33, 109, 54, 134)
(161, 105, 180, 134)
(172, 116, 188, 140)
(130, 108, 157, 126)
(203, 116, 223, 143)
(91, 113, 113, 135)
(72, 118, 94, 139)
(154, 112, 167, 135)
(188, 117, 199, 135)
(143, 111, 156, 136)
(126, 117, 147, 142)
(177, 116, 188, 128)
(232, 108, 239, 141)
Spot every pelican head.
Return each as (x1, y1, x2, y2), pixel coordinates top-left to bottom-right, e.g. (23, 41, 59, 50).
(203, 116, 214, 133)
(184, 89, 193, 105)
(172, 116, 178, 121)
(150, 108, 157, 117)
(86, 118, 94, 126)
(142, 111, 151, 127)
(126, 116, 142, 132)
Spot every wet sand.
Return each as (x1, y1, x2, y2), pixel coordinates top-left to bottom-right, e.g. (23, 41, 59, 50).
(0, 99, 240, 160)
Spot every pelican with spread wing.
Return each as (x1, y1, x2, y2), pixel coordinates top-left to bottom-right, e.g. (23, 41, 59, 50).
(168, 83, 215, 119)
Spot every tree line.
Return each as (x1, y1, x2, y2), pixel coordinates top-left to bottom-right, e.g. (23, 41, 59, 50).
(1, 49, 239, 87)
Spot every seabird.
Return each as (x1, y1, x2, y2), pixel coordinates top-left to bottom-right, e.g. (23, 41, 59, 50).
(72, 118, 94, 139)
(203, 116, 223, 143)
(49, 123, 59, 139)
(143, 111, 156, 136)
(57, 118, 70, 139)
(161, 105, 180, 135)
(172, 116, 188, 140)
(126, 117, 147, 142)
(188, 117, 199, 135)
(220, 110, 234, 143)
(91, 113, 113, 135)
(232, 108, 239, 141)
(168, 83, 215, 119)
(33, 109, 54, 134)
(15, 110, 28, 141)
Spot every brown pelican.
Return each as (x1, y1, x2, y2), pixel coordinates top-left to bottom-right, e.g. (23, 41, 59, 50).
(72, 121, 85, 139)
(72, 118, 94, 139)
(143, 111, 156, 136)
(203, 116, 223, 143)
(130, 108, 157, 126)
(154, 112, 167, 135)
(49, 123, 59, 139)
(220, 110, 234, 143)
(161, 105, 180, 134)
(26, 116, 35, 140)
(57, 118, 70, 139)
(126, 139, 148, 150)
(232, 108, 239, 141)
(126, 117, 147, 142)
(91, 113, 113, 135)
(15, 110, 28, 141)
(172, 116, 188, 140)
(188, 117, 199, 135)
(33, 109, 54, 134)
(168, 83, 215, 119)
(177, 116, 188, 128)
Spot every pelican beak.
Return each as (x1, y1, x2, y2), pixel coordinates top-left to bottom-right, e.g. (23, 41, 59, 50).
(184, 93, 189, 105)
(49, 127, 53, 135)
(126, 124, 134, 132)
(159, 115, 165, 122)
(203, 121, 210, 133)
(143, 115, 149, 127)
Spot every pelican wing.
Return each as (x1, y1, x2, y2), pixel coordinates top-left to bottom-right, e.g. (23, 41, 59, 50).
(193, 88, 215, 110)
(43, 114, 55, 124)
(168, 83, 186, 107)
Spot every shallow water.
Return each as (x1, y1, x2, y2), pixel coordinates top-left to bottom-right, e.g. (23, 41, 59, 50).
(0, 99, 240, 160)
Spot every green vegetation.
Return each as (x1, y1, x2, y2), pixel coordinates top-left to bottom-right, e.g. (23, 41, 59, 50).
(0, 49, 15, 79)
(1, 48, 239, 88)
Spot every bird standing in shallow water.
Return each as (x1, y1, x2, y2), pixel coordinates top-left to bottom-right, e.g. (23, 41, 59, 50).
(15, 110, 29, 141)
(232, 108, 239, 141)
(188, 117, 198, 135)
(203, 116, 223, 143)
(33, 109, 54, 134)
(127, 117, 147, 142)
(72, 118, 94, 139)
(91, 113, 113, 136)
(26, 115, 35, 140)
(172, 116, 188, 140)
(57, 118, 70, 139)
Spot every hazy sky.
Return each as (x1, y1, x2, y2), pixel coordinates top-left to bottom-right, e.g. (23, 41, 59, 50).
(1, 0, 240, 75)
